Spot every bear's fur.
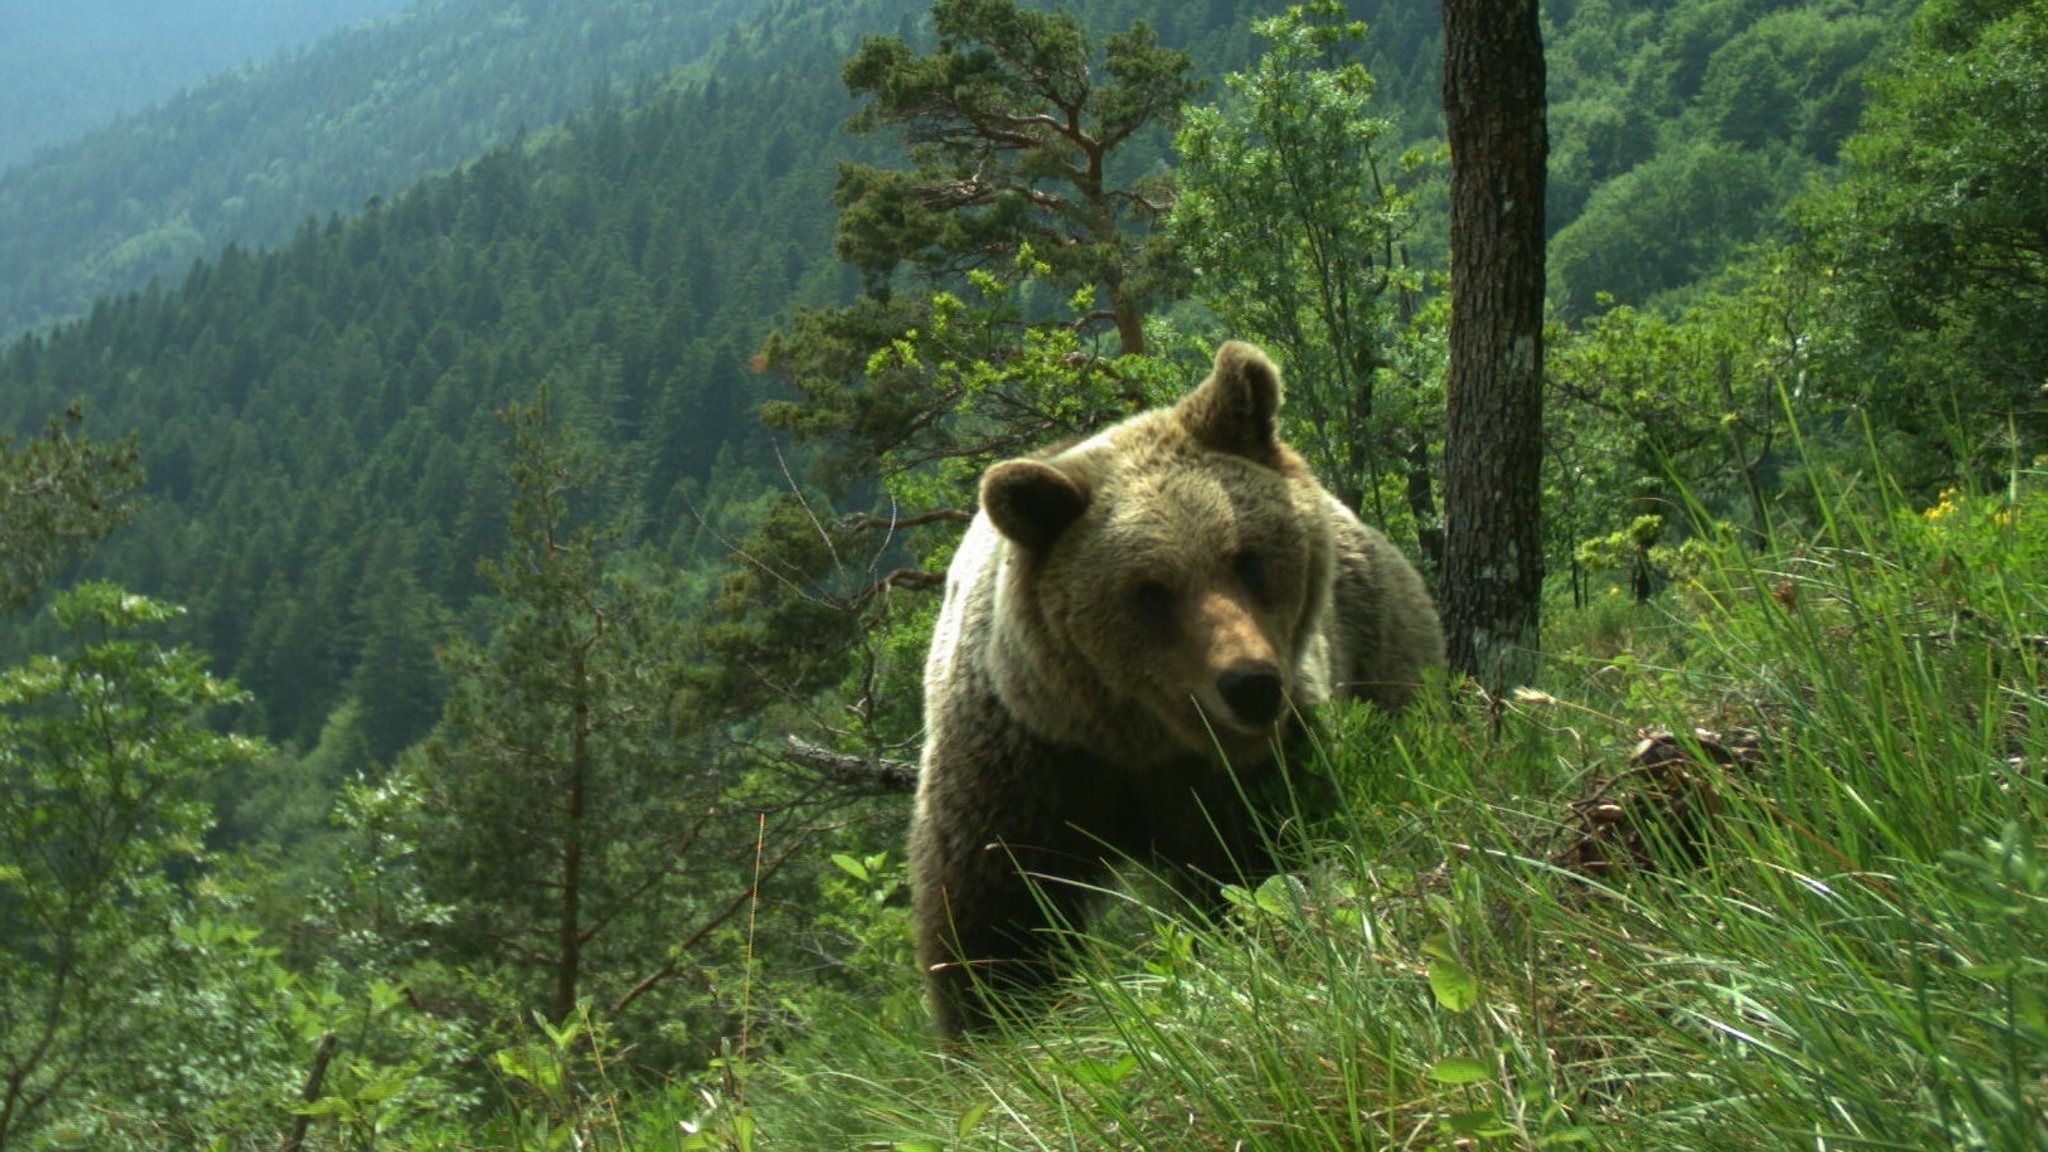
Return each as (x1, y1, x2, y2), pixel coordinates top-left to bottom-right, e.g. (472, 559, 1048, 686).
(910, 340, 1445, 1037)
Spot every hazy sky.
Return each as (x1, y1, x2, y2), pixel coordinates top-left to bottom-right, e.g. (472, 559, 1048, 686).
(0, 0, 418, 169)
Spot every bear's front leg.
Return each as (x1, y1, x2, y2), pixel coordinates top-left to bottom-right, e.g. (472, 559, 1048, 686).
(911, 816, 1100, 1039)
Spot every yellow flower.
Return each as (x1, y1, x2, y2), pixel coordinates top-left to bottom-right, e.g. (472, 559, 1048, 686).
(1923, 487, 1961, 519)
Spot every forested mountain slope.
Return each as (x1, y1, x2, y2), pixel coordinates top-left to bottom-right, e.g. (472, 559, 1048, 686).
(0, 0, 413, 170)
(0, 0, 1904, 348)
(0, 0, 1292, 758)
(1542, 0, 1911, 313)
(0, 0, 1909, 757)
(0, 0, 769, 341)
(1, 40, 875, 755)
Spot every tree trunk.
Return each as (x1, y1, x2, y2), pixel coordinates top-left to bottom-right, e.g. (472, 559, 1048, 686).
(1402, 437, 1444, 578)
(1439, 0, 1548, 690)
(554, 678, 590, 1025)
(1109, 284, 1146, 357)
(1433, 0, 1540, 684)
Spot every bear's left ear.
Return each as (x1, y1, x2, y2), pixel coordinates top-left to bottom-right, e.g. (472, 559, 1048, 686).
(1179, 340, 1282, 461)
(981, 459, 1091, 553)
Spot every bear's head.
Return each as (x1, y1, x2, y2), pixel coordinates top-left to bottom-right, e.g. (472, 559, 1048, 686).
(979, 341, 1337, 768)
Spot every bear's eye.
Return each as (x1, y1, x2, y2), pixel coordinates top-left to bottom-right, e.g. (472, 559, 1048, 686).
(1130, 579, 1177, 636)
(1233, 549, 1269, 600)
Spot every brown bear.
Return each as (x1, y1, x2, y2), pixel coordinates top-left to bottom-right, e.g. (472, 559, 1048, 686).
(910, 340, 1445, 1038)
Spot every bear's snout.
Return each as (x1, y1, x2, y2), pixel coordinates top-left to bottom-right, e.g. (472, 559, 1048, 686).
(1217, 661, 1286, 728)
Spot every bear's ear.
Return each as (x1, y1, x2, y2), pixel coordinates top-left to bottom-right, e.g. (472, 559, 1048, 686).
(981, 459, 1090, 553)
(1179, 341, 1283, 460)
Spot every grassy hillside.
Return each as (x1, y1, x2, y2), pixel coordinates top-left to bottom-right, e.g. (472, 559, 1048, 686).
(603, 457, 2048, 1151)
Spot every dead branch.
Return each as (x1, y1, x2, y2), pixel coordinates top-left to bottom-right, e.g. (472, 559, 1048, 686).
(608, 830, 813, 1018)
(836, 508, 973, 532)
(781, 735, 918, 793)
(878, 567, 944, 594)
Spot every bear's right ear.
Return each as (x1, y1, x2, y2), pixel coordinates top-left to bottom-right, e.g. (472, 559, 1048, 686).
(981, 459, 1090, 553)
(1179, 340, 1283, 461)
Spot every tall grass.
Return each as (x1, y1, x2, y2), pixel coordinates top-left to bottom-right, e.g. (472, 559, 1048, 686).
(631, 459, 2046, 1152)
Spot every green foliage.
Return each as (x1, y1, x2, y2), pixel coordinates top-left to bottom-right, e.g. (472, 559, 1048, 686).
(0, 0, 412, 169)
(1545, 263, 1821, 603)
(810, 848, 916, 1016)
(1542, 0, 1913, 317)
(0, 47, 840, 753)
(411, 395, 752, 1051)
(483, 1008, 638, 1150)
(379, 392, 865, 1104)
(0, 583, 264, 1147)
(0, 406, 141, 612)
(1548, 137, 1795, 318)
(835, 0, 1197, 353)
(1694, 8, 1887, 157)
(1797, 0, 2048, 483)
(283, 770, 480, 1150)
(1169, 0, 1440, 538)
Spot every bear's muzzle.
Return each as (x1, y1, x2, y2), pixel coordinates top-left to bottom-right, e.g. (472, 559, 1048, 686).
(1217, 660, 1286, 728)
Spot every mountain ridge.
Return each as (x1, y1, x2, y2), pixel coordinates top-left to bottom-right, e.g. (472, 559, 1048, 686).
(0, 0, 774, 342)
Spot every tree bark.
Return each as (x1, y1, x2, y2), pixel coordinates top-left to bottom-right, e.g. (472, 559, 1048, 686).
(1439, 0, 1548, 690)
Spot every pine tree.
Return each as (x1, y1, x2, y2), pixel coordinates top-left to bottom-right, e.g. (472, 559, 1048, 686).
(833, 0, 1198, 356)
(413, 396, 753, 1030)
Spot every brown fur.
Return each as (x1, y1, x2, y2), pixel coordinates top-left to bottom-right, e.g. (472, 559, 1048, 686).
(911, 341, 1445, 1037)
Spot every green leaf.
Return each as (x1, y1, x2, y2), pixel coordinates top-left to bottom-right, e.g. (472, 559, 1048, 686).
(830, 852, 870, 881)
(1254, 872, 1310, 921)
(1066, 1053, 1138, 1087)
(353, 1076, 408, 1104)
(536, 1011, 582, 1050)
(1445, 1108, 1515, 1136)
(956, 1099, 991, 1137)
(1428, 954, 1479, 1012)
(1427, 1055, 1491, 1084)
(292, 1097, 357, 1120)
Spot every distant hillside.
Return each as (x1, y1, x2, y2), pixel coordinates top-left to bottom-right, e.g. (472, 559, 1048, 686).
(0, 0, 929, 753)
(0, 0, 769, 341)
(0, 0, 415, 170)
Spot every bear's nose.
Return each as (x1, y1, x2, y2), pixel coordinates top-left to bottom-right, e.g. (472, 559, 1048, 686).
(1217, 662, 1285, 727)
